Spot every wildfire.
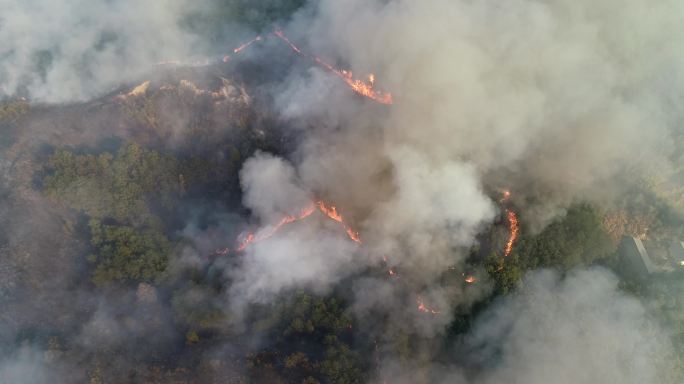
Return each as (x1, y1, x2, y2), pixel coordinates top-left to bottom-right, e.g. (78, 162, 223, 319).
(228, 30, 393, 105)
(416, 297, 440, 315)
(273, 30, 302, 54)
(235, 200, 361, 252)
(504, 209, 519, 256)
(233, 35, 262, 54)
(317, 201, 362, 243)
(346, 227, 362, 243)
(236, 203, 316, 251)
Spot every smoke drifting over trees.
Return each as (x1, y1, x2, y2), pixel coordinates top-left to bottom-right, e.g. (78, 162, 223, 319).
(0, 0, 683, 383)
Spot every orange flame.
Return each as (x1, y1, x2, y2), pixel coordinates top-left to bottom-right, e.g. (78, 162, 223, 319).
(317, 201, 362, 243)
(504, 209, 519, 256)
(235, 200, 362, 252)
(236, 204, 316, 251)
(317, 201, 344, 223)
(416, 297, 440, 315)
(464, 275, 477, 284)
(346, 227, 362, 243)
(272, 30, 393, 104)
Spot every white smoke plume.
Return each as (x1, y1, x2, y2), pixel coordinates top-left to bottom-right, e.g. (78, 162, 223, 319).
(0, 0, 211, 103)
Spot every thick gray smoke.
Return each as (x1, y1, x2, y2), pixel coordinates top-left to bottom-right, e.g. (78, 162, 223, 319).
(0, 0, 210, 103)
(1, 0, 682, 381)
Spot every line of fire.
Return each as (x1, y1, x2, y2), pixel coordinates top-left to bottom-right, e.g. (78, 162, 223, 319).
(211, 191, 520, 315)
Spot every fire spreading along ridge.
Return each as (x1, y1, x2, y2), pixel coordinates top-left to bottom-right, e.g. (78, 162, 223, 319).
(224, 30, 393, 105)
(234, 201, 360, 253)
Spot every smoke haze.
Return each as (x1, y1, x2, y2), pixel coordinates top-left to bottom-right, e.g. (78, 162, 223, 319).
(0, 0, 682, 382)
(0, 0, 210, 103)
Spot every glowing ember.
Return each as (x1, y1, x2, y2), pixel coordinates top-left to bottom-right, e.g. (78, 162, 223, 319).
(464, 275, 477, 284)
(346, 227, 362, 243)
(273, 30, 302, 54)
(504, 209, 519, 256)
(234, 35, 262, 54)
(416, 297, 440, 315)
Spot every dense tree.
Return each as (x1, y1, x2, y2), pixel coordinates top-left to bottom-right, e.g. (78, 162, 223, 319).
(44, 143, 181, 226)
(487, 203, 615, 294)
(88, 220, 171, 286)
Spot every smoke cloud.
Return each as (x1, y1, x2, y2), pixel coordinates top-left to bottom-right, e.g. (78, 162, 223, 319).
(224, 0, 684, 378)
(375, 269, 677, 384)
(1, 0, 683, 381)
(0, 0, 211, 103)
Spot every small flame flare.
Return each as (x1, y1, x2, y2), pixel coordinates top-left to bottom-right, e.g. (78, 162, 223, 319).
(416, 297, 440, 315)
(464, 275, 477, 284)
(233, 35, 262, 54)
(499, 190, 519, 257)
